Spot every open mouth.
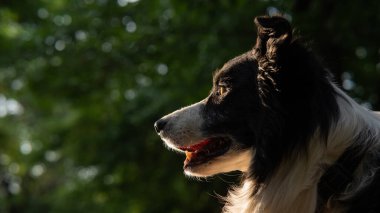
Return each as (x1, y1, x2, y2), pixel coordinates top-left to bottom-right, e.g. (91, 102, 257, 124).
(178, 137, 232, 168)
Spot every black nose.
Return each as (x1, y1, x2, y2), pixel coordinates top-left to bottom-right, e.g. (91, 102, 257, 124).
(154, 119, 167, 133)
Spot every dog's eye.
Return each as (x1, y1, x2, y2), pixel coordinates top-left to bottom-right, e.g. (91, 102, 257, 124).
(218, 86, 227, 96)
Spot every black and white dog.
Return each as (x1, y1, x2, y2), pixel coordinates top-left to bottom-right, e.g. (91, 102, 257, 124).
(154, 16, 380, 213)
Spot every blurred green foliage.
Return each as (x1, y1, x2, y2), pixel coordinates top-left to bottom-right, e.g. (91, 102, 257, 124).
(0, 0, 379, 212)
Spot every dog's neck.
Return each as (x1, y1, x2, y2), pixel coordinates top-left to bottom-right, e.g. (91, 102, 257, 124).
(223, 90, 380, 213)
(224, 138, 328, 213)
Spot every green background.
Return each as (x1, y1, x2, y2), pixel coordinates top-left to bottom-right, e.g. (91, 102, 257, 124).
(1, 0, 380, 212)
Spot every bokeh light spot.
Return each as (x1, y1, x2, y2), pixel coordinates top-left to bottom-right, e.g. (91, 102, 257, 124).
(156, 63, 168, 75)
(55, 40, 66, 51)
(20, 140, 33, 155)
(31, 164, 45, 177)
(356, 46, 367, 59)
(126, 21, 137, 33)
(37, 8, 49, 19)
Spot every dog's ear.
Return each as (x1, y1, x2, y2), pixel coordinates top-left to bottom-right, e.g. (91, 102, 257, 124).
(253, 16, 292, 60)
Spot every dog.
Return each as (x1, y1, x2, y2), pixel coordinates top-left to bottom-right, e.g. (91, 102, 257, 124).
(154, 16, 380, 213)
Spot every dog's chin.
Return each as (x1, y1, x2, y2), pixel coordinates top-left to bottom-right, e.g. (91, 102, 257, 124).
(184, 149, 254, 177)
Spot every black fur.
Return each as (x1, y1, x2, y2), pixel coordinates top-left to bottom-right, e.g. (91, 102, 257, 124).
(343, 133, 380, 212)
(347, 166, 380, 212)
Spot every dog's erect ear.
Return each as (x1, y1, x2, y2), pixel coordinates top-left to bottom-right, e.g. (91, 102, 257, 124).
(253, 16, 292, 60)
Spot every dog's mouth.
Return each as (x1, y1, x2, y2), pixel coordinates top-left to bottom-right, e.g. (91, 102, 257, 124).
(178, 137, 232, 168)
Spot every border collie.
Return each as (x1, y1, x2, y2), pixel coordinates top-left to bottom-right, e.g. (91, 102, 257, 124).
(154, 16, 380, 213)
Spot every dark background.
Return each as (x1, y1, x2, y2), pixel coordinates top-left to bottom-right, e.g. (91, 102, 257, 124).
(0, 0, 380, 212)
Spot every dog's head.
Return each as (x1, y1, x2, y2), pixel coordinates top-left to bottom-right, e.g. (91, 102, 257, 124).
(154, 16, 338, 179)
(154, 51, 259, 177)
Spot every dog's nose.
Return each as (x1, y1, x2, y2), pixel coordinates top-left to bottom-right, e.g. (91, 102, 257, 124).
(154, 119, 167, 133)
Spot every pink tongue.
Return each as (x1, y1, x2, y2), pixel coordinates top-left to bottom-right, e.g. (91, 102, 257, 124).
(180, 139, 210, 152)
(185, 151, 193, 162)
(182, 139, 211, 164)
